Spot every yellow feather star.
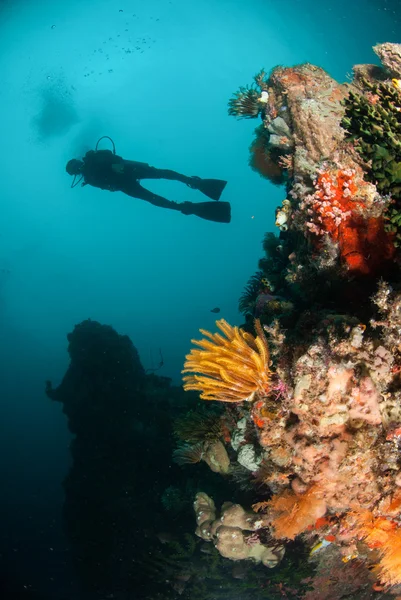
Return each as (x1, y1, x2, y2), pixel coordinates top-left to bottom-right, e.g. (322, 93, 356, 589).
(182, 319, 271, 402)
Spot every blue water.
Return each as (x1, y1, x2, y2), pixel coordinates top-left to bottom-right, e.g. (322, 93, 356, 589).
(0, 0, 399, 597)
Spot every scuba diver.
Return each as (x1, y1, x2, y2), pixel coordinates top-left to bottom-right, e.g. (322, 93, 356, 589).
(66, 137, 231, 223)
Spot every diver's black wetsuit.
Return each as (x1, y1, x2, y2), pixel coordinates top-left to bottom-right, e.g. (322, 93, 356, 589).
(82, 150, 196, 210)
(71, 148, 231, 223)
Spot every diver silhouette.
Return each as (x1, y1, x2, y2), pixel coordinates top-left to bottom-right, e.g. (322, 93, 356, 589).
(66, 137, 231, 223)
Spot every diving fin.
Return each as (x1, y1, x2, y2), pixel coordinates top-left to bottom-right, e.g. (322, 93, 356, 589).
(180, 201, 231, 223)
(189, 177, 228, 201)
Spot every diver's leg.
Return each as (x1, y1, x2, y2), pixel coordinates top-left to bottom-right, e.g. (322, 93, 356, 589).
(120, 179, 231, 222)
(124, 163, 227, 201)
(123, 162, 227, 201)
(126, 162, 192, 185)
(120, 180, 182, 211)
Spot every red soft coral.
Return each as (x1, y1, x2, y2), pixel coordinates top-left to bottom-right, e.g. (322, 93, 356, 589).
(302, 168, 395, 275)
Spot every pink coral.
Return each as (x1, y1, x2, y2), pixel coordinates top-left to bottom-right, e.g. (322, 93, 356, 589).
(348, 377, 382, 425)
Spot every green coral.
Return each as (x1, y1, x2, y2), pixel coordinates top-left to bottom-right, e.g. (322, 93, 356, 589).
(341, 79, 401, 243)
(384, 202, 401, 247)
(342, 81, 401, 195)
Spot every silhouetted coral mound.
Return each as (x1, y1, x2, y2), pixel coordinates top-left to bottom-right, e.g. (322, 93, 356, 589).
(47, 319, 145, 435)
(67, 318, 144, 379)
(47, 320, 193, 600)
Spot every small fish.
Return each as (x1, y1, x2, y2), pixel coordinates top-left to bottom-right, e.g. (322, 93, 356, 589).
(309, 538, 332, 556)
(342, 553, 358, 563)
(210, 307, 220, 313)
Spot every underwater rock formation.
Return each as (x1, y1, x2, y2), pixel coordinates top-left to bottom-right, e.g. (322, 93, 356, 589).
(181, 43, 401, 598)
(47, 319, 190, 599)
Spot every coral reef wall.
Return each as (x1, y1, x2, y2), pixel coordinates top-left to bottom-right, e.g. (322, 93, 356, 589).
(181, 43, 401, 599)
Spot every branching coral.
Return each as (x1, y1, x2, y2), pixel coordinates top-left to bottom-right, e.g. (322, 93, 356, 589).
(341, 79, 401, 199)
(182, 319, 271, 403)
